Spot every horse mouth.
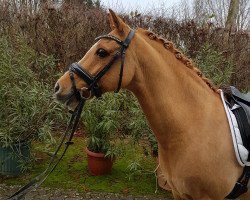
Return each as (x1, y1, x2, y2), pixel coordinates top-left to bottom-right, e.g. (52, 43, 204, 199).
(55, 92, 78, 107)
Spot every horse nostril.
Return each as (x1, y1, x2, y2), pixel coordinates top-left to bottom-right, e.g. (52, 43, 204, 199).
(54, 83, 60, 93)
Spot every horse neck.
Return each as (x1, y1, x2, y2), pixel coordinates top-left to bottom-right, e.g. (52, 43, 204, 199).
(127, 31, 220, 147)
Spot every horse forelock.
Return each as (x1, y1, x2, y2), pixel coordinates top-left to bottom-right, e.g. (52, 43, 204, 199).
(139, 29, 218, 93)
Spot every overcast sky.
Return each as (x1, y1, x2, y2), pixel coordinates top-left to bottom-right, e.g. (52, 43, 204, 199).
(100, 0, 185, 13)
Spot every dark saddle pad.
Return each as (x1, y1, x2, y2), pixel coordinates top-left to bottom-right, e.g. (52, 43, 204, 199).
(228, 86, 250, 156)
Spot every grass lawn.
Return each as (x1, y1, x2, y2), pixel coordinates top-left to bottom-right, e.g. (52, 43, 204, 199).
(1, 136, 173, 199)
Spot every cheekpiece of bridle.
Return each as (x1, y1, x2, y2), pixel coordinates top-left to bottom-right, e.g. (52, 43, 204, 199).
(69, 29, 135, 99)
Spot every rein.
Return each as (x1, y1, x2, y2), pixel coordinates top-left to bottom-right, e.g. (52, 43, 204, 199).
(8, 99, 85, 200)
(8, 30, 135, 199)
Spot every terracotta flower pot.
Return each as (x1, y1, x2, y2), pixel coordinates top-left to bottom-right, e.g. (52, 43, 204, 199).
(85, 148, 114, 176)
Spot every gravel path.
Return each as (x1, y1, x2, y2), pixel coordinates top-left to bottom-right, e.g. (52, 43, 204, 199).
(0, 184, 167, 200)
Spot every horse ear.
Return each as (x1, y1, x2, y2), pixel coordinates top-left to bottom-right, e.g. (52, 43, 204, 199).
(108, 9, 128, 33)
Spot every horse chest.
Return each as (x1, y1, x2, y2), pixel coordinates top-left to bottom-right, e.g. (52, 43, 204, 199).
(158, 144, 235, 199)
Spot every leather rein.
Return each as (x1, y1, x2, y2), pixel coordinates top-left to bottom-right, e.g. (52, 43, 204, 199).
(9, 30, 135, 199)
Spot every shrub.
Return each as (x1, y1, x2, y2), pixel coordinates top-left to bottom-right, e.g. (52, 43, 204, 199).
(121, 92, 157, 156)
(0, 1, 109, 70)
(195, 43, 234, 86)
(1, 1, 249, 89)
(0, 36, 67, 147)
(121, 93, 152, 141)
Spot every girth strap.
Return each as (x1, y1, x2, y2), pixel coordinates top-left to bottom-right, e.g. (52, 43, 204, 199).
(226, 166, 250, 199)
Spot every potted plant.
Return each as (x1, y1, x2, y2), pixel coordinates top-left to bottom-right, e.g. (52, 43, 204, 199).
(83, 93, 121, 176)
(0, 36, 62, 176)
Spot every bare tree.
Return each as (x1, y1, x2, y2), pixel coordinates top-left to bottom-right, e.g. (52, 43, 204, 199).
(237, 0, 250, 30)
(225, 0, 239, 31)
(191, 0, 249, 30)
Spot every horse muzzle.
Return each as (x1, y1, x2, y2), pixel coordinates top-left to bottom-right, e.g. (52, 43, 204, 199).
(54, 82, 77, 108)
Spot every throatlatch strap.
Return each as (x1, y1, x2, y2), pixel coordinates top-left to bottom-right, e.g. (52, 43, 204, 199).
(115, 30, 135, 92)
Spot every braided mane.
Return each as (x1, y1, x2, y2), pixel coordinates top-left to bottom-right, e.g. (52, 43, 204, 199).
(144, 30, 217, 92)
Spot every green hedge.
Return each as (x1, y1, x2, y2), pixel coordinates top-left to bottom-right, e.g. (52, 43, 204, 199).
(0, 36, 67, 147)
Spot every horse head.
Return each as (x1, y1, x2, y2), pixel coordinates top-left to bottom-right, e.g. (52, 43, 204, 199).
(54, 10, 137, 109)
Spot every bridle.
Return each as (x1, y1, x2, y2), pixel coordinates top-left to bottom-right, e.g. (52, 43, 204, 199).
(8, 30, 135, 199)
(68, 29, 135, 99)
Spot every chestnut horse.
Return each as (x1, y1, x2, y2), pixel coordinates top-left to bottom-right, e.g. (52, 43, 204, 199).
(54, 10, 249, 200)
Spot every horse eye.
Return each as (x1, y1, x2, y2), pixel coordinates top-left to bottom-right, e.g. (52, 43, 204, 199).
(96, 48, 109, 58)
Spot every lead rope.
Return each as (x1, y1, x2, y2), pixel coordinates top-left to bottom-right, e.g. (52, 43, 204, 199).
(8, 99, 85, 200)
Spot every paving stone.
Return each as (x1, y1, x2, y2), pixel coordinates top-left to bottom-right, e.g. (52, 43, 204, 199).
(0, 184, 166, 200)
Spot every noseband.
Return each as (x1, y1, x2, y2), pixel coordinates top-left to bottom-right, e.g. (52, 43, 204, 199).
(69, 30, 135, 99)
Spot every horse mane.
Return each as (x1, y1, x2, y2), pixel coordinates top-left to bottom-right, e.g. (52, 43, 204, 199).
(143, 29, 218, 92)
